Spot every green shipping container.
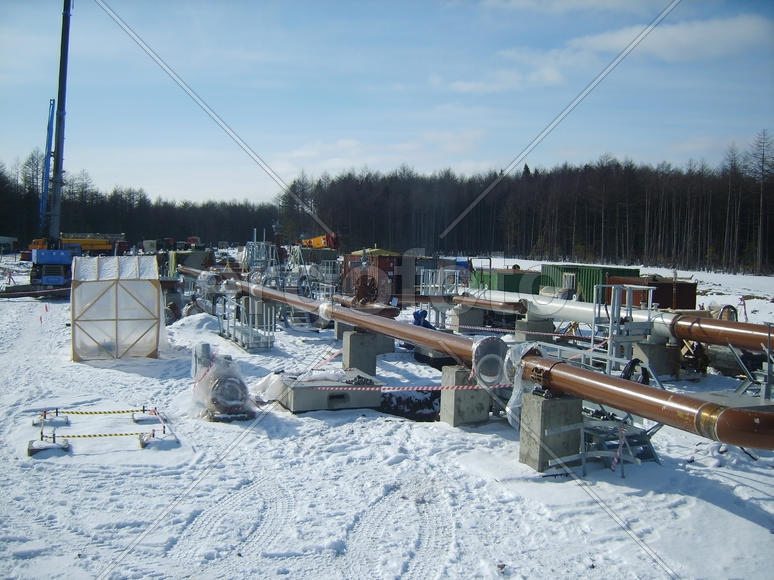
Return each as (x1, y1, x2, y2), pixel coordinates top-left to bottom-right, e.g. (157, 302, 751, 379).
(540, 264, 640, 302)
(471, 269, 542, 294)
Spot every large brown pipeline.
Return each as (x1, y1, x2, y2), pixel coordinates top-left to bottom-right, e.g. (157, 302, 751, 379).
(179, 265, 472, 359)
(179, 266, 774, 449)
(520, 356, 774, 450)
(452, 295, 528, 314)
(670, 315, 772, 353)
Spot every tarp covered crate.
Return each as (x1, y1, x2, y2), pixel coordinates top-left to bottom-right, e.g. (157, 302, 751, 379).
(70, 256, 164, 361)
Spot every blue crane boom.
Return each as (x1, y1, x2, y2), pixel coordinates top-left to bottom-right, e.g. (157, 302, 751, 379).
(40, 98, 56, 233)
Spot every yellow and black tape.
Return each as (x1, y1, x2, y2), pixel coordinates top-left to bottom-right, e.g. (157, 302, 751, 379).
(44, 432, 148, 439)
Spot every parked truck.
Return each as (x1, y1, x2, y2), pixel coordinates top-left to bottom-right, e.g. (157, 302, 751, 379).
(29, 233, 128, 255)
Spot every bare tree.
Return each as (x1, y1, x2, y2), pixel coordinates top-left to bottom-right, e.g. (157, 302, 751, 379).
(744, 129, 773, 273)
(21, 148, 45, 196)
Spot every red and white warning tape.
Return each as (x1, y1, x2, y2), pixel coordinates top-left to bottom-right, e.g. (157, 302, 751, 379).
(456, 325, 514, 334)
(316, 384, 512, 391)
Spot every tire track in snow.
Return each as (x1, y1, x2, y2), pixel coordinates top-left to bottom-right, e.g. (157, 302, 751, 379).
(404, 488, 454, 580)
(203, 473, 303, 578)
(175, 472, 454, 579)
(0, 498, 159, 580)
(169, 472, 294, 575)
(0, 303, 55, 440)
(341, 477, 453, 580)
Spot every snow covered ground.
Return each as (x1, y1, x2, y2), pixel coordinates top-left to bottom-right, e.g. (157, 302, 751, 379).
(0, 255, 772, 579)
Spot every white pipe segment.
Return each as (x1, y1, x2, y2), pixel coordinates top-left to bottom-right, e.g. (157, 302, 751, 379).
(467, 289, 678, 344)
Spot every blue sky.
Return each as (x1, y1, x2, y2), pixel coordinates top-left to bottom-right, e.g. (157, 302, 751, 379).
(1, 0, 773, 205)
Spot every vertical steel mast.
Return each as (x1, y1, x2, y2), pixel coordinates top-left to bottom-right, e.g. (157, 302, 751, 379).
(48, 0, 72, 242)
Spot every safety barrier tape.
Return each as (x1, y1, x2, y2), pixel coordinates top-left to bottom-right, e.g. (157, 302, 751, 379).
(40, 425, 167, 441)
(457, 325, 604, 344)
(456, 325, 515, 334)
(52, 432, 148, 439)
(316, 384, 512, 391)
(63, 410, 148, 415)
(39, 406, 156, 417)
(193, 356, 216, 390)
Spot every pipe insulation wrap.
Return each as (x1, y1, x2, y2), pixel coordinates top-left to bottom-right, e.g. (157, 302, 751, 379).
(318, 303, 333, 321)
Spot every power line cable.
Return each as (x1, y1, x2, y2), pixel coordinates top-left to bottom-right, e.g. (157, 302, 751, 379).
(94, 0, 332, 235)
(440, 0, 682, 240)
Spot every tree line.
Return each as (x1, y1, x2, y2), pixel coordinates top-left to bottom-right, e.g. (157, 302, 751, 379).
(282, 131, 772, 273)
(0, 152, 279, 250)
(1, 130, 771, 272)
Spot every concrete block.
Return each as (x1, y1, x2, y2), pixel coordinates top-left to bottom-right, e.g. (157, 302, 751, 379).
(440, 365, 490, 427)
(632, 342, 680, 377)
(342, 330, 395, 376)
(335, 320, 355, 340)
(519, 391, 582, 472)
(513, 318, 555, 342)
(449, 305, 484, 333)
(280, 370, 382, 413)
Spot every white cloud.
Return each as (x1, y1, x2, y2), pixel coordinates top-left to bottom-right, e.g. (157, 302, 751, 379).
(448, 46, 583, 94)
(447, 13, 774, 95)
(666, 135, 728, 157)
(267, 130, 493, 181)
(452, 158, 501, 175)
(421, 129, 486, 153)
(526, 64, 564, 86)
(388, 141, 422, 153)
(273, 138, 381, 178)
(450, 69, 526, 93)
(285, 138, 363, 162)
(286, 146, 320, 160)
(482, 0, 663, 15)
(568, 14, 774, 62)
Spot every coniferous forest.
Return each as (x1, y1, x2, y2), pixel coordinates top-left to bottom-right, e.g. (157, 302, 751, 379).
(1, 130, 772, 273)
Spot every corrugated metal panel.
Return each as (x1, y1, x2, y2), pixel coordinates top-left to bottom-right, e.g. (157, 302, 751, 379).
(574, 266, 596, 302)
(540, 264, 639, 302)
(501, 271, 542, 294)
(494, 271, 505, 291)
(608, 275, 697, 310)
(471, 269, 542, 294)
(573, 266, 638, 302)
(476, 270, 504, 291)
(540, 264, 575, 289)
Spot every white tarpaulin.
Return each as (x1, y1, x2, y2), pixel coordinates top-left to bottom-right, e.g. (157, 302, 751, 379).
(71, 255, 164, 361)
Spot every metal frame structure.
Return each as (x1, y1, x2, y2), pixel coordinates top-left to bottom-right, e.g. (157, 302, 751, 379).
(216, 293, 276, 351)
(418, 268, 461, 328)
(591, 284, 655, 375)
